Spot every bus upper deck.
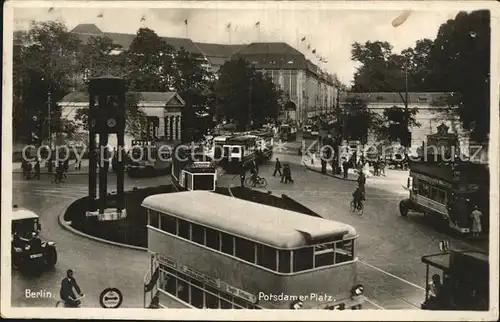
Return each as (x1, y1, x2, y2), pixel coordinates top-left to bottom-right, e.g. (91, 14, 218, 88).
(143, 190, 356, 249)
(142, 191, 364, 309)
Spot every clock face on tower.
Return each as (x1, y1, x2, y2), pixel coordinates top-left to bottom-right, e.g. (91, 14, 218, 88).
(107, 118, 117, 128)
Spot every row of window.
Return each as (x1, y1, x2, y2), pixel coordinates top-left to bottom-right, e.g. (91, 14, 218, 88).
(159, 265, 261, 309)
(413, 179, 447, 204)
(148, 210, 355, 274)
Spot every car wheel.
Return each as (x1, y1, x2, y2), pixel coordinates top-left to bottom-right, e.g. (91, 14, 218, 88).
(399, 200, 410, 217)
(45, 247, 57, 267)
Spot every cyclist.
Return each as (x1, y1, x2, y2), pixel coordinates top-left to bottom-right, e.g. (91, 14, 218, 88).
(59, 269, 83, 307)
(352, 186, 363, 210)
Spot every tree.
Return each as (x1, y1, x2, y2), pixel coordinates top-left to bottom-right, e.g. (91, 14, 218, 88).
(376, 106, 420, 144)
(215, 58, 281, 131)
(125, 28, 175, 92)
(351, 41, 404, 92)
(79, 35, 124, 79)
(424, 10, 490, 141)
(171, 47, 215, 141)
(13, 21, 82, 143)
(341, 97, 379, 143)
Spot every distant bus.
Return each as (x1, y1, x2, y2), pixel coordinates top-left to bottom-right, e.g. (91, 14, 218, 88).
(171, 144, 217, 191)
(142, 191, 366, 309)
(213, 135, 258, 171)
(127, 139, 174, 177)
(279, 124, 297, 142)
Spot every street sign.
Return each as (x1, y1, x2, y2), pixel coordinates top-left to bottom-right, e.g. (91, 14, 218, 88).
(99, 287, 123, 308)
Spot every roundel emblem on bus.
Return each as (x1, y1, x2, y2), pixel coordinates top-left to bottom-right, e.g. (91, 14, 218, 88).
(32, 116, 38, 122)
(107, 118, 117, 128)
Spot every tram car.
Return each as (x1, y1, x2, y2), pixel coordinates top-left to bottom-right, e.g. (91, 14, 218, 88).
(213, 135, 258, 172)
(279, 124, 297, 142)
(127, 139, 174, 177)
(421, 248, 488, 310)
(251, 130, 274, 163)
(171, 144, 217, 191)
(399, 160, 489, 234)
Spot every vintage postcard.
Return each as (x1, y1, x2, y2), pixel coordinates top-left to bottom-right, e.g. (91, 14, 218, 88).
(2, 0, 499, 320)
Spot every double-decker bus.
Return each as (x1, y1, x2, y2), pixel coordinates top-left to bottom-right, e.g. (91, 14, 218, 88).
(279, 124, 297, 142)
(127, 139, 174, 177)
(171, 144, 217, 191)
(399, 160, 489, 234)
(421, 249, 488, 310)
(142, 191, 366, 309)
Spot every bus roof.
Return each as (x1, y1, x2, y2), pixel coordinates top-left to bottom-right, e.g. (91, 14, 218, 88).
(142, 191, 357, 248)
(12, 209, 39, 221)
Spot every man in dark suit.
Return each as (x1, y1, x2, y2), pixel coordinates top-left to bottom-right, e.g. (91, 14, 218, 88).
(59, 269, 83, 307)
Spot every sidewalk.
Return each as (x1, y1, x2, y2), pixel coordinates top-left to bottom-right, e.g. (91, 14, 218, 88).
(302, 154, 409, 188)
(13, 159, 93, 175)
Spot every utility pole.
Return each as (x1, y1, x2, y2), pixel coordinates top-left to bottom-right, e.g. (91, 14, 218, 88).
(404, 59, 409, 148)
(47, 91, 52, 150)
(248, 79, 252, 130)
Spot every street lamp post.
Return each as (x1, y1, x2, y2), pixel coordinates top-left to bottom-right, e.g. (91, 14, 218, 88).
(47, 91, 52, 150)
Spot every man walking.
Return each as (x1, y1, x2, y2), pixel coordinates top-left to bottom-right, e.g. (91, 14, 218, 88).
(239, 163, 246, 188)
(470, 205, 483, 237)
(34, 158, 41, 180)
(357, 170, 366, 200)
(273, 158, 282, 177)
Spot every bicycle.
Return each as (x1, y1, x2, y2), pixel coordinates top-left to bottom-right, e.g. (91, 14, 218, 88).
(350, 199, 364, 215)
(55, 294, 85, 308)
(244, 175, 268, 188)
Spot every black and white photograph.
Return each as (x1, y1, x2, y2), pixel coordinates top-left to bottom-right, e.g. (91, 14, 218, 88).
(2, 0, 499, 320)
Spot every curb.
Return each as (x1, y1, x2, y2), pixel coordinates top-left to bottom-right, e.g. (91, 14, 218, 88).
(57, 197, 148, 252)
(302, 161, 358, 182)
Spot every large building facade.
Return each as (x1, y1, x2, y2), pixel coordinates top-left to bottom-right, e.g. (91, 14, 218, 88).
(339, 92, 473, 151)
(70, 24, 337, 125)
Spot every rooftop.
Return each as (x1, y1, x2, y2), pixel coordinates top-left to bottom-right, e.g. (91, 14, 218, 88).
(340, 92, 453, 105)
(141, 190, 356, 248)
(70, 24, 203, 54)
(60, 91, 183, 104)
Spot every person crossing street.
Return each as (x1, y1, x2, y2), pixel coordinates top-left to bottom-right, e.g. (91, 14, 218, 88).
(273, 158, 282, 177)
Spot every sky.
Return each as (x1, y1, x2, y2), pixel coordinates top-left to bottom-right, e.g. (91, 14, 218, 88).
(11, 3, 460, 85)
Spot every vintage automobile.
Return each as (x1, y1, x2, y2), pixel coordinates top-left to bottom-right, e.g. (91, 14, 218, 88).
(12, 205, 57, 271)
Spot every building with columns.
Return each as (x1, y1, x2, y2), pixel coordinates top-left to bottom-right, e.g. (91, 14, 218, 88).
(338, 92, 471, 149)
(59, 91, 185, 147)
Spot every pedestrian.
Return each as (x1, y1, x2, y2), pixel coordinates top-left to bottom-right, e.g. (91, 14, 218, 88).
(373, 159, 379, 176)
(239, 164, 246, 188)
(252, 159, 259, 175)
(273, 158, 282, 177)
(284, 164, 294, 184)
(470, 205, 483, 237)
(342, 160, 349, 180)
(357, 171, 366, 200)
(26, 162, 33, 180)
(34, 158, 41, 180)
(280, 164, 287, 183)
(379, 157, 386, 176)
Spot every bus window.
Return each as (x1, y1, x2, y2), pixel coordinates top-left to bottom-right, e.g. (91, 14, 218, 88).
(257, 244, 277, 271)
(149, 210, 159, 228)
(437, 190, 446, 204)
(160, 214, 177, 234)
(293, 247, 314, 272)
(221, 233, 235, 255)
(235, 237, 256, 263)
(335, 240, 354, 263)
(220, 292, 233, 309)
(177, 279, 189, 303)
(190, 284, 204, 308)
(278, 250, 291, 273)
(430, 187, 438, 201)
(191, 223, 205, 245)
(178, 219, 190, 239)
(234, 297, 249, 309)
(205, 228, 220, 250)
(205, 286, 220, 308)
(314, 243, 335, 268)
(163, 271, 177, 295)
